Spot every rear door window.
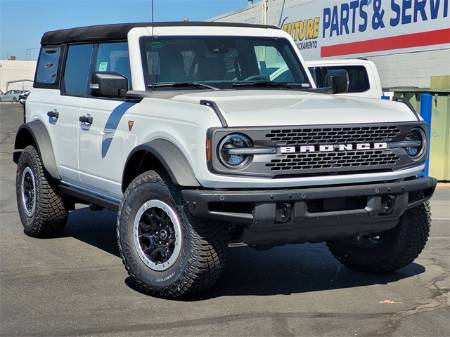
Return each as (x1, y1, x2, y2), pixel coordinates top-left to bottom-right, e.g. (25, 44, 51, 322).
(63, 44, 94, 97)
(35, 47, 61, 85)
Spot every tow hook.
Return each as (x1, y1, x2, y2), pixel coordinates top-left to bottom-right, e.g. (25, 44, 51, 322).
(381, 195, 396, 214)
(275, 202, 292, 223)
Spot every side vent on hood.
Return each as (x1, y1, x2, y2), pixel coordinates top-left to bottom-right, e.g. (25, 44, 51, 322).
(200, 100, 228, 127)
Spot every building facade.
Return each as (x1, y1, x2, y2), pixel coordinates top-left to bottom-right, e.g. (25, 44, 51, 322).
(0, 60, 37, 93)
(212, 0, 450, 88)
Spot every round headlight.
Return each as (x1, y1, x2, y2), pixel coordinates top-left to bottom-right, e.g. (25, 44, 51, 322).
(219, 133, 253, 168)
(405, 128, 426, 159)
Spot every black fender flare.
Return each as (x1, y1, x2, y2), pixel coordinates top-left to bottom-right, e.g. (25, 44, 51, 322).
(13, 120, 60, 179)
(123, 139, 200, 190)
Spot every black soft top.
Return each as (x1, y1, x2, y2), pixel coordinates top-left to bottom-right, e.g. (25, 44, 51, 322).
(41, 21, 280, 45)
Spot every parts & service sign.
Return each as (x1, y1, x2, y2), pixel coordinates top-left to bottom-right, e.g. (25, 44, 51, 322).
(282, 0, 450, 59)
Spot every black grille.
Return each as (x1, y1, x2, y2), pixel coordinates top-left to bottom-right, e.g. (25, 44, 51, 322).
(265, 126, 401, 145)
(266, 150, 400, 172)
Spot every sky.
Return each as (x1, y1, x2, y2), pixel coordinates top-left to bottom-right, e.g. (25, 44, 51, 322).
(0, 0, 250, 60)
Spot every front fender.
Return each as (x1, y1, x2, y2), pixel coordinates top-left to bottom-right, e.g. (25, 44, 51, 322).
(124, 139, 200, 188)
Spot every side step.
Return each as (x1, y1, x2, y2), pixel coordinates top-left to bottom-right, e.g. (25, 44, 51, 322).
(58, 184, 120, 211)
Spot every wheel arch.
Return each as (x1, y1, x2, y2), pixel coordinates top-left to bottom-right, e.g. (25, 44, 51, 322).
(122, 139, 200, 192)
(13, 120, 60, 180)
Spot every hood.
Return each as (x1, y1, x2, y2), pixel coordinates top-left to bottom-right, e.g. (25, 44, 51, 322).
(171, 90, 417, 127)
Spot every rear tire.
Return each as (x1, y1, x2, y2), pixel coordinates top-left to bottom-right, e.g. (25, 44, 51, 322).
(117, 170, 227, 299)
(327, 202, 431, 274)
(16, 145, 69, 237)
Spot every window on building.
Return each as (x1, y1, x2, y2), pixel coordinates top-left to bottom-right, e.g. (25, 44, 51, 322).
(35, 47, 61, 85)
(63, 44, 93, 96)
(95, 42, 131, 87)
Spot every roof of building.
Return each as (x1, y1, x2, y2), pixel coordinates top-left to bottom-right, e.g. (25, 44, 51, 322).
(41, 21, 280, 45)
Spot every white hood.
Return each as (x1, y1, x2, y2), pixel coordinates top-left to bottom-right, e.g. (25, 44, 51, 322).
(171, 90, 417, 127)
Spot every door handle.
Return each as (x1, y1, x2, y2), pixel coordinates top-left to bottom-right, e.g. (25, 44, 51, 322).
(47, 110, 59, 119)
(79, 115, 93, 125)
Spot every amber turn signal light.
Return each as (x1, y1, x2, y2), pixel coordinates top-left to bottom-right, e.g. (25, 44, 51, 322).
(206, 138, 212, 162)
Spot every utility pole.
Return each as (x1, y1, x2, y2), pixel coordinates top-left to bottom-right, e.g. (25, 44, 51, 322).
(262, 0, 269, 25)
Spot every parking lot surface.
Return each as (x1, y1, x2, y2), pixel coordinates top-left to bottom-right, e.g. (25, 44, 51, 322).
(1, 103, 449, 337)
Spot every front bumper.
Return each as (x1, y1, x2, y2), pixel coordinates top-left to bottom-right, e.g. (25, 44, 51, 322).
(182, 177, 437, 246)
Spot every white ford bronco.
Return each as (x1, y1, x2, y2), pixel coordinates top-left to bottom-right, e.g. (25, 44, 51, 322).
(14, 22, 436, 298)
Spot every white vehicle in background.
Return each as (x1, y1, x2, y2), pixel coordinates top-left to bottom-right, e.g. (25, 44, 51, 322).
(0, 89, 24, 102)
(307, 59, 384, 99)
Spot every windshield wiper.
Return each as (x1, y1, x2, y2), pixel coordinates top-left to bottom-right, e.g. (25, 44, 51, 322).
(149, 82, 220, 91)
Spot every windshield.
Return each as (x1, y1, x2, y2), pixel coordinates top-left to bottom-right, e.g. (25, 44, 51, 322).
(140, 36, 311, 89)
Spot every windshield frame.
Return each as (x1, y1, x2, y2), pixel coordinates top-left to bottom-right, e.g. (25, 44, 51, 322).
(139, 35, 312, 90)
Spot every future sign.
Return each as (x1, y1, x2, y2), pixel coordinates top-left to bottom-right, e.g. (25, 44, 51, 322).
(281, 0, 450, 59)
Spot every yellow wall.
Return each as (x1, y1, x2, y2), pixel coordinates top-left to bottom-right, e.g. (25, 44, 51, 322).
(428, 94, 450, 181)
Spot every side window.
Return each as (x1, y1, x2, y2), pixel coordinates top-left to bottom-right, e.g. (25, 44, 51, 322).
(312, 65, 370, 93)
(311, 67, 327, 88)
(343, 66, 370, 93)
(35, 47, 61, 85)
(63, 44, 93, 96)
(308, 67, 318, 84)
(95, 42, 131, 87)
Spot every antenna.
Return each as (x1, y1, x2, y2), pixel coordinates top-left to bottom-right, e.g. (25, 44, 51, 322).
(278, 0, 287, 27)
(151, 0, 154, 24)
(150, 0, 156, 92)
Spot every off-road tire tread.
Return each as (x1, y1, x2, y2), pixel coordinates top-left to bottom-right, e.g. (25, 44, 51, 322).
(327, 202, 431, 274)
(16, 145, 68, 237)
(117, 170, 227, 298)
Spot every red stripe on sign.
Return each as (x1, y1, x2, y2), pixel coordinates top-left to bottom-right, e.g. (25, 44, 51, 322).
(321, 28, 450, 57)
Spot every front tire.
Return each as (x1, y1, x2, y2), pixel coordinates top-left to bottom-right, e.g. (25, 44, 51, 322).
(327, 202, 431, 274)
(16, 145, 69, 237)
(117, 171, 227, 298)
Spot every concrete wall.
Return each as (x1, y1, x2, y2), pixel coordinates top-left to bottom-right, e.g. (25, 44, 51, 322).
(0, 60, 37, 93)
(212, 0, 450, 89)
(213, 1, 264, 24)
(369, 49, 450, 88)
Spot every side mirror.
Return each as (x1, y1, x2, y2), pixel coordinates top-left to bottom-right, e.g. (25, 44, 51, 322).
(325, 69, 349, 94)
(91, 72, 128, 98)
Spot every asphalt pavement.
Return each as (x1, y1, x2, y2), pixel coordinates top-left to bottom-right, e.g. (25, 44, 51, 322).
(1, 103, 449, 337)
